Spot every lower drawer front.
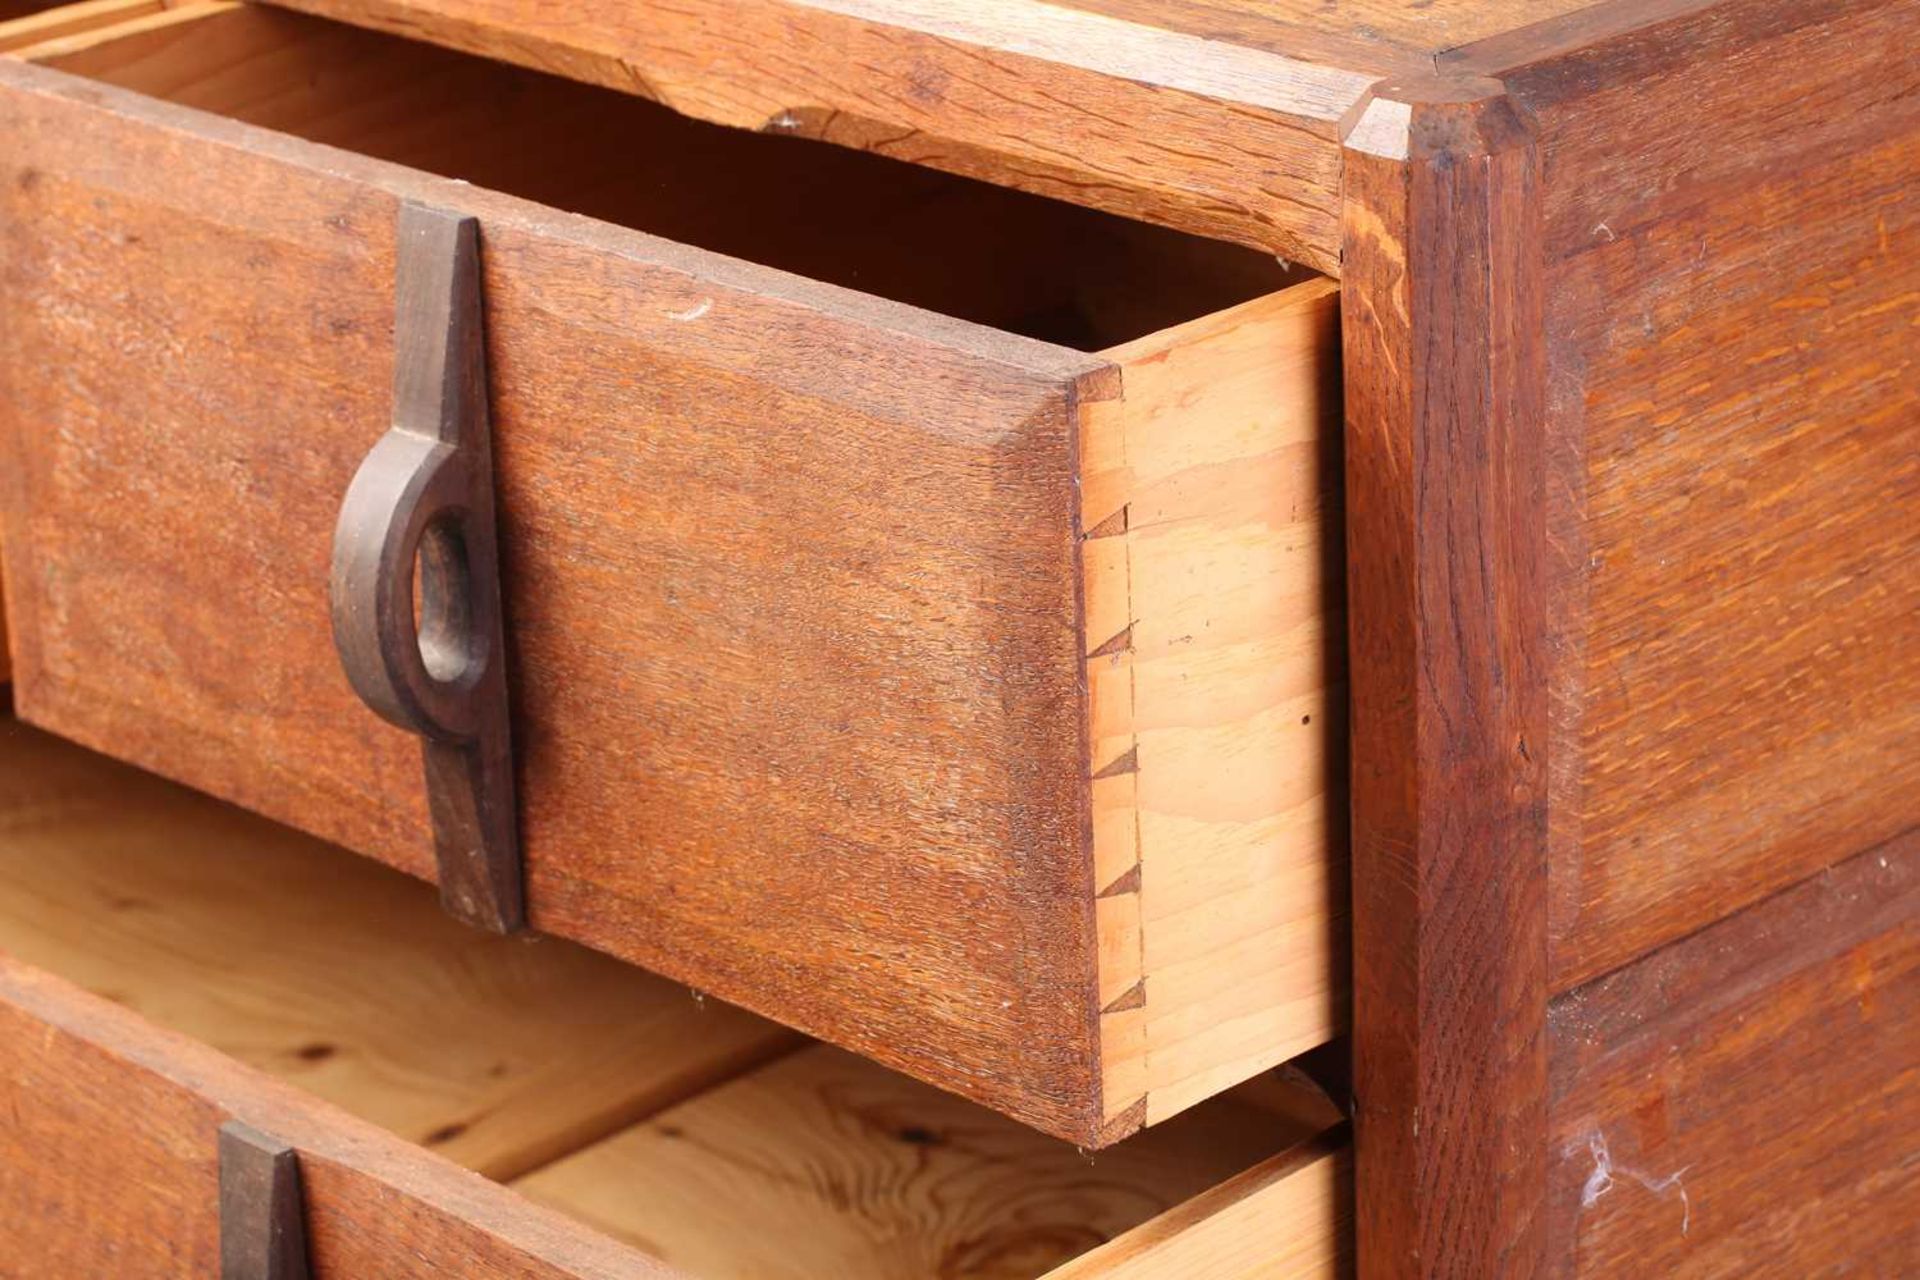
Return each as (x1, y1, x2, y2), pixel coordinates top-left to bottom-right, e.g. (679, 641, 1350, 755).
(0, 1, 1344, 1143)
(0, 720, 1350, 1278)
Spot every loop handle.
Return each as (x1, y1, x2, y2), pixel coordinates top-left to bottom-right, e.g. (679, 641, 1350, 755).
(328, 203, 522, 933)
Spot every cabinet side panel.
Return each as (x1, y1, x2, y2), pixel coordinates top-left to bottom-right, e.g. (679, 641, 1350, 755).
(1498, 0, 1920, 993)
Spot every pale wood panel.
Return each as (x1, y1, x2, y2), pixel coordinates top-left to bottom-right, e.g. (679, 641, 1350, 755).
(0, 0, 169, 51)
(1044, 1138, 1350, 1279)
(516, 1044, 1341, 1280)
(1083, 279, 1346, 1127)
(0, 719, 798, 1181)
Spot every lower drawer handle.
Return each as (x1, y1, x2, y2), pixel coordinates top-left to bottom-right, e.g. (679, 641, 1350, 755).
(219, 1121, 311, 1280)
(329, 202, 524, 934)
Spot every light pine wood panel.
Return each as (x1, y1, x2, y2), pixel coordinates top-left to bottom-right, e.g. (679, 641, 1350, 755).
(516, 1044, 1342, 1280)
(0, 719, 799, 1180)
(1083, 279, 1345, 1129)
(0, 955, 684, 1279)
(0, 0, 168, 50)
(1045, 1136, 1350, 1279)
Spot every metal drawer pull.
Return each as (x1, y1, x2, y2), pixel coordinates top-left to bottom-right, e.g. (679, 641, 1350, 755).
(329, 202, 523, 934)
(219, 1122, 310, 1280)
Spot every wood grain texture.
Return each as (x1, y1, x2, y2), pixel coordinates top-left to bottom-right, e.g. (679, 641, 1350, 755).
(1083, 279, 1346, 1130)
(0, 955, 684, 1279)
(1045, 1135, 1351, 1280)
(259, 0, 1375, 271)
(1340, 79, 1550, 1280)
(1463, 0, 1920, 994)
(1547, 831, 1919, 1276)
(516, 1043, 1343, 1280)
(0, 26, 1120, 1143)
(0, 718, 798, 1182)
(1334, 3, 1919, 1271)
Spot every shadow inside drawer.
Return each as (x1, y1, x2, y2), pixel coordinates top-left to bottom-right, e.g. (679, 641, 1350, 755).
(21, 2, 1303, 351)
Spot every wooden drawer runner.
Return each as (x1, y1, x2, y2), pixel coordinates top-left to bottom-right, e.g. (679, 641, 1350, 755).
(0, 1, 1344, 1145)
(0, 719, 1350, 1277)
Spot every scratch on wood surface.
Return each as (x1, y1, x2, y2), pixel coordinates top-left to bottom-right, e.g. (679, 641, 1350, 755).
(1576, 1130, 1691, 1236)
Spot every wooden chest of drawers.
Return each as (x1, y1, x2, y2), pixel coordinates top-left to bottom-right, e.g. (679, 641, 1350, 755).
(0, 0, 1913, 1275)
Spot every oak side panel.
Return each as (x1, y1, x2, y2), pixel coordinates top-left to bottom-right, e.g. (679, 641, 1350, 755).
(1339, 2, 1919, 1272)
(0, 956, 681, 1279)
(0, 60, 1118, 1142)
(0, 718, 797, 1182)
(1340, 81, 1550, 1279)
(261, 0, 1369, 271)
(1483, 0, 1920, 992)
(1083, 280, 1347, 1130)
(1547, 831, 1919, 1276)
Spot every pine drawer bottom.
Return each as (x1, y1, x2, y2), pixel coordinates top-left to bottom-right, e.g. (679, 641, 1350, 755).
(0, 719, 1349, 1278)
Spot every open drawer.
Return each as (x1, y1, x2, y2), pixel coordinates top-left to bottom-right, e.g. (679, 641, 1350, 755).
(0, 1, 1345, 1145)
(0, 719, 1350, 1277)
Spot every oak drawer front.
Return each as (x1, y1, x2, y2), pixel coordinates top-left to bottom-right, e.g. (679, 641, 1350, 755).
(0, 719, 1350, 1279)
(0, 961, 680, 1278)
(0, 4, 1344, 1144)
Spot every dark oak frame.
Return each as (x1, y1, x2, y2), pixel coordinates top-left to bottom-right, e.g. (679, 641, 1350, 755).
(1338, 0, 1919, 1275)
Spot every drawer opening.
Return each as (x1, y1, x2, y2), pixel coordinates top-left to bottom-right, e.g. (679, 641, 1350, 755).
(9, 0, 1307, 351)
(0, 718, 1348, 1278)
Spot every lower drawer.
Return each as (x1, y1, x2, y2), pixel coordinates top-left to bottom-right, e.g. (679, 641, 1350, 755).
(0, 719, 1350, 1278)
